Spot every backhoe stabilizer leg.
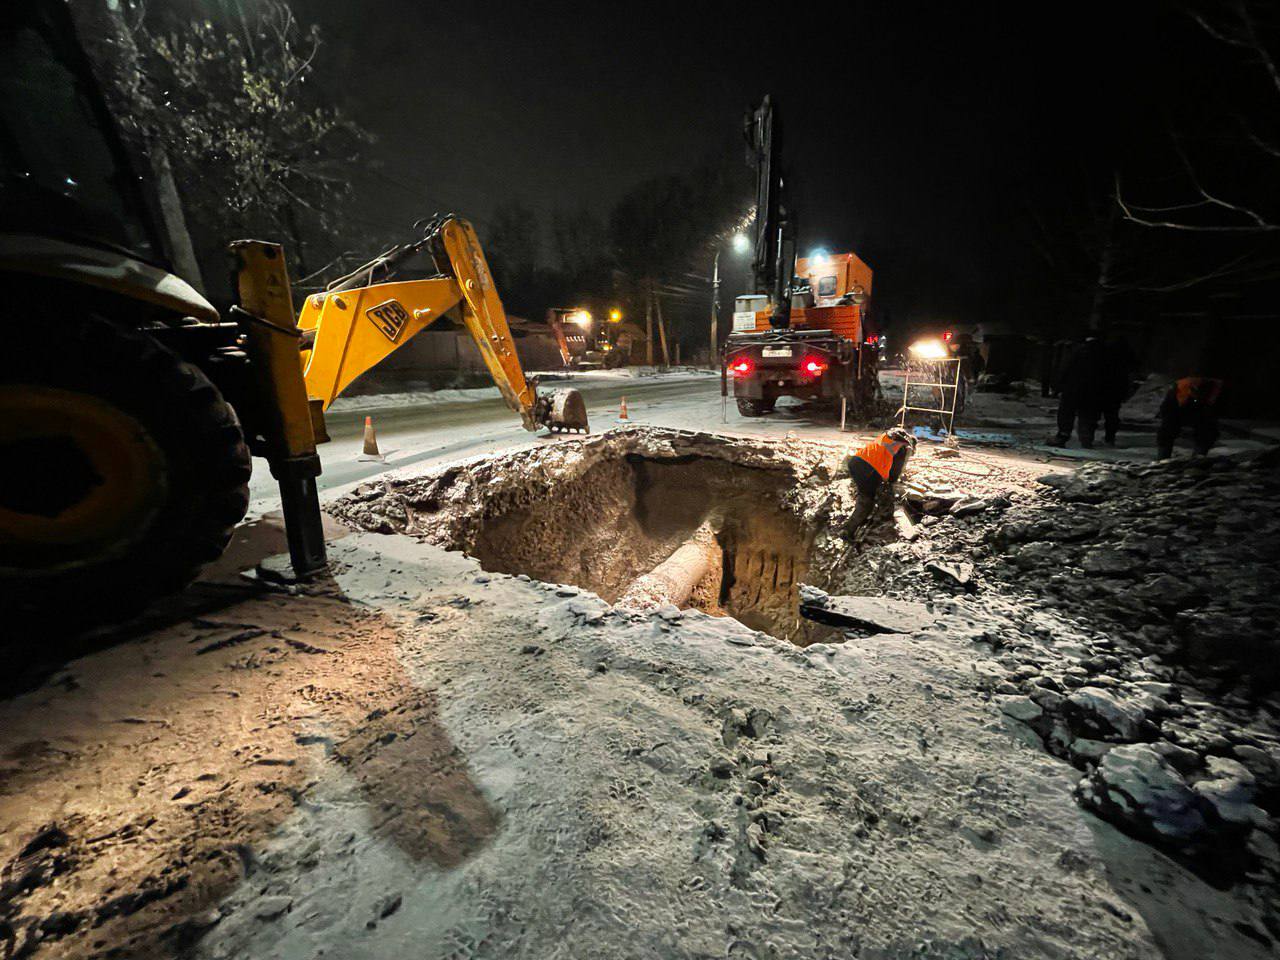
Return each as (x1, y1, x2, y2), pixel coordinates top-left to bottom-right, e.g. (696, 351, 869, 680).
(231, 239, 329, 580)
(272, 454, 328, 580)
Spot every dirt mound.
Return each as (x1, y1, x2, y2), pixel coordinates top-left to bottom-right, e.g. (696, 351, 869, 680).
(842, 445, 1280, 925)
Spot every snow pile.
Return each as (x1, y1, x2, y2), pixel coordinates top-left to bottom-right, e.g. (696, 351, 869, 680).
(194, 534, 1182, 960)
(851, 445, 1280, 913)
(1125, 373, 1176, 422)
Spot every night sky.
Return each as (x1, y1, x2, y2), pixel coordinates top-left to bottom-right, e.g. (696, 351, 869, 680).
(267, 1, 1196, 328)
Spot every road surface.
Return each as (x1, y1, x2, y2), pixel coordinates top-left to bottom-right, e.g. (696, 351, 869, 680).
(248, 374, 716, 510)
(251, 369, 1273, 518)
(255, 367, 1270, 514)
(247, 372, 878, 514)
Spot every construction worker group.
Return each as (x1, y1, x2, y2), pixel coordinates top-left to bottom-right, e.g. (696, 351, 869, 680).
(1048, 335, 1223, 460)
(844, 365, 1221, 538)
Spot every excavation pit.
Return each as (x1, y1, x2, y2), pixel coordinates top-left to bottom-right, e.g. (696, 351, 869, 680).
(336, 431, 845, 645)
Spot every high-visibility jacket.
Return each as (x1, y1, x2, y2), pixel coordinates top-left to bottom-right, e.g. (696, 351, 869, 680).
(1174, 377, 1222, 407)
(853, 433, 908, 481)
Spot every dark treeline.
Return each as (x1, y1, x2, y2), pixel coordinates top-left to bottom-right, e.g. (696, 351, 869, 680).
(1020, 1, 1280, 334)
(78, 0, 1280, 379)
(483, 160, 751, 362)
(82, 0, 753, 361)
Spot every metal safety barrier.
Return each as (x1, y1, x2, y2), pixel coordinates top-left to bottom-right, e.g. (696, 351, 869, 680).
(898, 356, 963, 436)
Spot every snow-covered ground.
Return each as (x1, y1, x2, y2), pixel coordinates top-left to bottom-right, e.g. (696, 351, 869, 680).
(4, 377, 1277, 960)
(9, 520, 1264, 960)
(195, 531, 1229, 960)
(328, 368, 718, 414)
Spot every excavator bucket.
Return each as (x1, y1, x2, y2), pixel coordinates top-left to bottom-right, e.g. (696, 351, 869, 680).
(542, 387, 589, 433)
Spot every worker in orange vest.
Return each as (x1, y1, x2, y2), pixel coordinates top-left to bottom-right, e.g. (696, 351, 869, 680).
(1157, 376, 1223, 459)
(845, 427, 917, 537)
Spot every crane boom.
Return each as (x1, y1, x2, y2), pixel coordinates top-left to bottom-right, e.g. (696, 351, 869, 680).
(744, 96, 794, 330)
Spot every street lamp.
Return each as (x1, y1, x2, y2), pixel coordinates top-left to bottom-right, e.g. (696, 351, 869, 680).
(711, 233, 750, 368)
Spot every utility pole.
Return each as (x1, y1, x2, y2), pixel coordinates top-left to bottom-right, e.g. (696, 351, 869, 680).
(710, 248, 720, 369)
(645, 282, 654, 365)
(655, 290, 671, 367)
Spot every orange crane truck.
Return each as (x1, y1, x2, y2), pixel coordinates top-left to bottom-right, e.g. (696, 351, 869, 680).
(722, 97, 881, 420)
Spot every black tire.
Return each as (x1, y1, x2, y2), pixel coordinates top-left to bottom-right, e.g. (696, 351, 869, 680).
(0, 315, 251, 630)
(736, 398, 774, 417)
(844, 352, 883, 420)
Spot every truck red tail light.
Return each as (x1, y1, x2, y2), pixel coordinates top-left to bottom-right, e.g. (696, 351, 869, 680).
(802, 357, 828, 376)
(729, 358, 753, 376)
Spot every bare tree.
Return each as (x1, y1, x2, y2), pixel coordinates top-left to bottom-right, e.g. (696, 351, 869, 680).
(608, 157, 750, 365)
(72, 1, 204, 289)
(106, 1, 370, 282)
(1118, 0, 1280, 235)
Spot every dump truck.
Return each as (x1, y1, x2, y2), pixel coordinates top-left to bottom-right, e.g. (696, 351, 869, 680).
(0, 0, 586, 629)
(722, 97, 881, 420)
(546, 307, 641, 369)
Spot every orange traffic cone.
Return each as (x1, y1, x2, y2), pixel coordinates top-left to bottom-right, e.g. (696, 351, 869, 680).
(358, 415, 383, 461)
(618, 396, 629, 421)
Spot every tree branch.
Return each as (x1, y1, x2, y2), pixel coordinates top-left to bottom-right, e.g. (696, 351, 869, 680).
(1170, 134, 1275, 227)
(1117, 191, 1280, 231)
(1119, 253, 1253, 291)
(1237, 120, 1280, 161)
(1238, 0, 1280, 99)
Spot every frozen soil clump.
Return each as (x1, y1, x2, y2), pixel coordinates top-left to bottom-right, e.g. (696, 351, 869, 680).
(841, 443, 1280, 934)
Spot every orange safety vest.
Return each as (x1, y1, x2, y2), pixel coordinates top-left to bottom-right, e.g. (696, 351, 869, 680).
(1174, 377, 1222, 407)
(853, 433, 905, 481)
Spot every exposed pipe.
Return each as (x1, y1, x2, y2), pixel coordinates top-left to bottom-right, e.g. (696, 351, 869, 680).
(616, 521, 721, 610)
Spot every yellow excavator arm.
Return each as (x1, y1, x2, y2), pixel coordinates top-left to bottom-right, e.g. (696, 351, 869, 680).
(300, 220, 516, 421)
(294, 217, 585, 431)
(227, 216, 589, 581)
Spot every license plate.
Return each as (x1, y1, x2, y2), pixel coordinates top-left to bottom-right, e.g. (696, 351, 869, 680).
(761, 346, 792, 357)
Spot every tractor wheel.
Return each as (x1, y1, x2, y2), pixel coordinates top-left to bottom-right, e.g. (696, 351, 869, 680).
(736, 398, 775, 418)
(0, 315, 251, 632)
